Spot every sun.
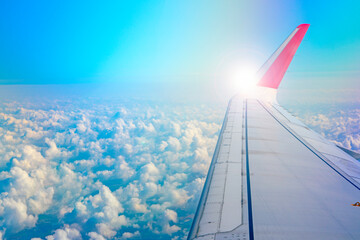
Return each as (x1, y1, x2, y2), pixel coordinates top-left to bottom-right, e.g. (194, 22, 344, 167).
(231, 64, 258, 96)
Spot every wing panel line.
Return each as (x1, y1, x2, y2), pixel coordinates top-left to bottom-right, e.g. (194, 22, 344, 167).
(245, 99, 255, 240)
(257, 100, 360, 191)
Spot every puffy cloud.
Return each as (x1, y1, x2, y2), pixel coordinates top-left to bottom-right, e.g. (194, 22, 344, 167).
(115, 156, 135, 180)
(0, 97, 223, 239)
(45, 139, 72, 161)
(96, 223, 117, 239)
(0, 145, 57, 233)
(158, 141, 168, 152)
(99, 156, 115, 167)
(167, 137, 182, 152)
(130, 198, 148, 213)
(163, 223, 181, 235)
(162, 185, 190, 207)
(192, 147, 211, 174)
(123, 144, 133, 154)
(299, 105, 360, 151)
(0, 198, 37, 232)
(121, 231, 140, 239)
(172, 123, 181, 137)
(142, 182, 159, 198)
(165, 209, 178, 223)
(88, 232, 106, 240)
(137, 121, 156, 134)
(45, 225, 82, 240)
(75, 185, 127, 239)
(59, 206, 74, 218)
(140, 162, 161, 183)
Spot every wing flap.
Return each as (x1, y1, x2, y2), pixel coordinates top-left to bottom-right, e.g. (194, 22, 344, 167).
(188, 96, 248, 239)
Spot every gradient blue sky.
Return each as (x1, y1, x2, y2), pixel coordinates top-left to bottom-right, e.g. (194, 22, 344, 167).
(0, 0, 359, 91)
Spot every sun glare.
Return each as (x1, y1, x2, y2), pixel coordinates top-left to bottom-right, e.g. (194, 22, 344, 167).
(231, 65, 258, 96)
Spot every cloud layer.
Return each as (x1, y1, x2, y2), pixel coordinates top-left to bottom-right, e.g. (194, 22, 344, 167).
(1, 94, 358, 239)
(0, 97, 223, 239)
(287, 103, 360, 151)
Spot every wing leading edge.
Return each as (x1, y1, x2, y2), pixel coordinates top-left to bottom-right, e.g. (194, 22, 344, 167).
(188, 24, 360, 240)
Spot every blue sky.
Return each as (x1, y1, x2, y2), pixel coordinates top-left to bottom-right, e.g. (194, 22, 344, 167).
(0, 0, 359, 92)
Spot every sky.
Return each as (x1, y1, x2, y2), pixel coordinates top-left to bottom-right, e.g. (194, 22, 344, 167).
(0, 0, 360, 95)
(0, 1, 360, 240)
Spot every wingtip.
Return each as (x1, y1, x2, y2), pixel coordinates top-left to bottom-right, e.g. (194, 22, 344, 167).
(257, 23, 310, 89)
(297, 23, 310, 29)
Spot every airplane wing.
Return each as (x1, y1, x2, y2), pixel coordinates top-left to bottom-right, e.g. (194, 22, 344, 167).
(188, 24, 360, 240)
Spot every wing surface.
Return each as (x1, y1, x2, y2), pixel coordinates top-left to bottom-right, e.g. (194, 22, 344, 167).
(188, 24, 360, 240)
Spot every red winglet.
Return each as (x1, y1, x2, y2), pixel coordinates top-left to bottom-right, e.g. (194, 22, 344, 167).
(257, 24, 310, 89)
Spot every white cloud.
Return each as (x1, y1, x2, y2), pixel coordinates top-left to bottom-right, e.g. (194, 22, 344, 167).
(163, 223, 181, 235)
(115, 156, 135, 180)
(158, 141, 168, 152)
(0, 97, 223, 239)
(99, 156, 115, 167)
(123, 144, 133, 154)
(96, 223, 116, 239)
(59, 206, 74, 218)
(1, 198, 37, 232)
(46, 224, 82, 240)
(300, 107, 360, 151)
(167, 137, 181, 152)
(121, 231, 140, 239)
(45, 139, 72, 161)
(140, 162, 161, 183)
(88, 232, 106, 240)
(172, 123, 181, 137)
(130, 198, 148, 213)
(76, 185, 127, 238)
(165, 209, 178, 223)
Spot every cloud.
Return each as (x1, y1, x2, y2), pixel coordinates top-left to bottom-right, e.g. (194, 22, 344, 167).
(96, 223, 117, 239)
(88, 232, 106, 240)
(121, 231, 140, 239)
(45, 139, 72, 161)
(130, 198, 148, 213)
(165, 209, 178, 223)
(167, 137, 182, 151)
(158, 141, 168, 151)
(0, 97, 223, 239)
(75, 185, 127, 239)
(45, 225, 82, 240)
(140, 162, 161, 183)
(0, 198, 37, 232)
(115, 156, 135, 180)
(163, 223, 181, 235)
(299, 106, 360, 151)
(0, 145, 57, 233)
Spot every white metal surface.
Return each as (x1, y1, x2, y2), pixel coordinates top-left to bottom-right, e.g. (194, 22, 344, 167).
(271, 102, 360, 185)
(197, 95, 244, 236)
(189, 97, 360, 240)
(249, 100, 360, 239)
(188, 95, 249, 240)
